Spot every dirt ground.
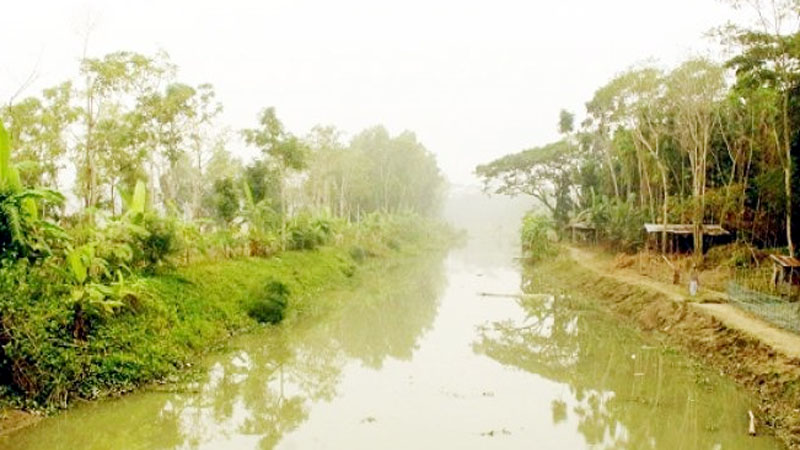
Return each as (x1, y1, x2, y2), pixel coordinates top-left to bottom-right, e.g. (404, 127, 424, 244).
(563, 246, 800, 448)
(568, 246, 800, 360)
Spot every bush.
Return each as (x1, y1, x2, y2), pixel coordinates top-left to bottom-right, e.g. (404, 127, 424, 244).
(521, 212, 557, 261)
(349, 245, 370, 262)
(349, 211, 455, 255)
(0, 260, 78, 406)
(70, 213, 179, 278)
(135, 213, 179, 272)
(247, 280, 290, 324)
(287, 214, 333, 250)
(588, 194, 645, 252)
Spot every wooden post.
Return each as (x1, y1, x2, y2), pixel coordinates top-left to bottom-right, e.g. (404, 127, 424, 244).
(663, 255, 680, 285)
(772, 264, 781, 290)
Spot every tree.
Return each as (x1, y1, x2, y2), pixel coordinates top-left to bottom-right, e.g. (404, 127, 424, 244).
(591, 67, 673, 251)
(666, 59, 726, 261)
(346, 126, 444, 217)
(558, 109, 575, 135)
(721, 0, 800, 256)
(242, 107, 308, 249)
(476, 140, 577, 226)
(138, 82, 221, 213)
(77, 51, 173, 211)
(304, 125, 347, 214)
(93, 107, 149, 215)
(586, 77, 629, 200)
(186, 84, 223, 219)
(2, 82, 78, 191)
(243, 159, 281, 212)
(210, 177, 239, 225)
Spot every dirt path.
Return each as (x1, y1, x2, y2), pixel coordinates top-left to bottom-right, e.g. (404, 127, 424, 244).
(567, 246, 800, 360)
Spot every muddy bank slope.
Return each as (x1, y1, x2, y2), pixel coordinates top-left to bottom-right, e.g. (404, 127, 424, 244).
(549, 249, 800, 448)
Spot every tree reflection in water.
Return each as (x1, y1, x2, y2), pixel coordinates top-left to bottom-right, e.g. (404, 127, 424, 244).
(159, 252, 447, 449)
(0, 252, 446, 450)
(473, 265, 777, 450)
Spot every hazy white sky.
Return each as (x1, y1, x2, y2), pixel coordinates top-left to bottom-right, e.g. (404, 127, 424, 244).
(2, 0, 742, 185)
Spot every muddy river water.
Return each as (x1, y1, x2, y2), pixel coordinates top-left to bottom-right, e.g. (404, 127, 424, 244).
(0, 228, 782, 449)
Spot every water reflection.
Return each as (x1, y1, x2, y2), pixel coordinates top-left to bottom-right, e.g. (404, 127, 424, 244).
(474, 267, 778, 449)
(331, 257, 445, 368)
(0, 234, 783, 449)
(0, 253, 446, 450)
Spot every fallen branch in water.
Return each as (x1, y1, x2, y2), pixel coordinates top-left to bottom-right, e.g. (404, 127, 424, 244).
(748, 410, 756, 436)
(479, 292, 525, 299)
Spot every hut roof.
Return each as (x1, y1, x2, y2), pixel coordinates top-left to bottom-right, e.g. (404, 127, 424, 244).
(643, 223, 729, 236)
(769, 254, 800, 268)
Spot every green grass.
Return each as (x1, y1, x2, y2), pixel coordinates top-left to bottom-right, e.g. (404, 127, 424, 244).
(89, 248, 357, 394)
(0, 214, 458, 410)
(0, 247, 369, 410)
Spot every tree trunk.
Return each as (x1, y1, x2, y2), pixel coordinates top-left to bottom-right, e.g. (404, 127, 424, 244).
(280, 165, 286, 251)
(785, 157, 793, 257)
(84, 80, 95, 211)
(783, 95, 794, 257)
(602, 136, 620, 198)
(660, 167, 669, 253)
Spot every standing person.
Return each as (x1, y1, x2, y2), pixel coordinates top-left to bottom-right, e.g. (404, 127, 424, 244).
(689, 264, 699, 297)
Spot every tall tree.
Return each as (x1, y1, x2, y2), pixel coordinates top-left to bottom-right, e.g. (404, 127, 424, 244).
(721, 0, 800, 256)
(2, 82, 78, 191)
(77, 51, 172, 210)
(242, 107, 309, 248)
(476, 140, 577, 226)
(666, 58, 726, 261)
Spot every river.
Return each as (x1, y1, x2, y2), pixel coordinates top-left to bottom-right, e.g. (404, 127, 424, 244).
(0, 201, 782, 449)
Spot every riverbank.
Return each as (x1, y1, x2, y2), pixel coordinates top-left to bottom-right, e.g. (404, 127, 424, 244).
(1, 233, 783, 449)
(0, 218, 457, 434)
(553, 245, 800, 448)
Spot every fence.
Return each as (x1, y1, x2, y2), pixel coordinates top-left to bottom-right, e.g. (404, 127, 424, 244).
(727, 266, 800, 334)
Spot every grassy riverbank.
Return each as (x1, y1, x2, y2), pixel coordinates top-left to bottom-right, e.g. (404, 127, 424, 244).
(0, 217, 456, 414)
(535, 248, 800, 448)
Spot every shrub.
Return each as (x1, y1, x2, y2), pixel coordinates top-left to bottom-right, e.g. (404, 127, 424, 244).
(588, 194, 645, 252)
(348, 211, 455, 254)
(247, 280, 290, 324)
(0, 260, 77, 406)
(349, 245, 370, 262)
(134, 213, 179, 272)
(287, 214, 332, 250)
(521, 212, 557, 261)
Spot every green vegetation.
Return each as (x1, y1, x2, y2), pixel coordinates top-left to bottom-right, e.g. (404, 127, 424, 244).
(0, 244, 323, 407)
(0, 48, 449, 410)
(247, 281, 290, 324)
(0, 202, 449, 410)
(520, 212, 556, 261)
(476, 0, 800, 262)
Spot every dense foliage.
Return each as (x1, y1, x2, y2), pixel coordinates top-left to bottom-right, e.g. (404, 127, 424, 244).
(477, 1, 800, 260)
(0, 49, 448, 409)
(520, 213, 556, 261)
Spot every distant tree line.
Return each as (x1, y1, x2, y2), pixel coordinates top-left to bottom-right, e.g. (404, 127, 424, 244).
(0, 46, 446, 337)
(1, 51, 444, 229)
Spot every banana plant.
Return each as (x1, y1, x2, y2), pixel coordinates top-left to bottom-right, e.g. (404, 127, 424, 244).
(66, 243, 129, 317)
(119, 179, 148, 221)
(242, 178, 279, 256)
(0, 120, 66, 260)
